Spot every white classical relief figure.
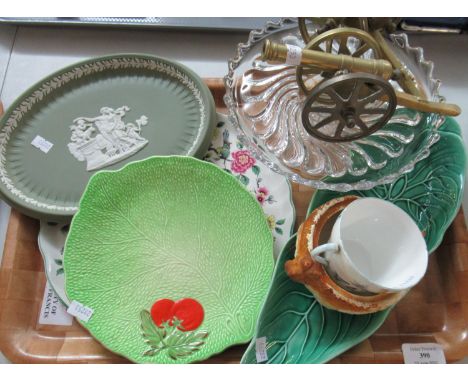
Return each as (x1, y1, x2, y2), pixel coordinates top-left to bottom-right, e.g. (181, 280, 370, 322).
(67, 106, 149, 171)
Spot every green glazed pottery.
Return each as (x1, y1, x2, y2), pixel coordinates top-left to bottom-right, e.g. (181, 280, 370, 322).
(0, 54, 216, 222)
(39, 113, 295, 307)
(241, 117, 465, 364)
(308, 117, 466, 253)
(63, 156, 274, 364)
(241, 235, 390, 364)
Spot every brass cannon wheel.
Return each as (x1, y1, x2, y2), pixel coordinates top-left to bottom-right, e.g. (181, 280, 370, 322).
(298, 17, 336, 44)
(296, 27, 382, 96)
(301, 73, 397, 142)
(298, 17, 370, 44)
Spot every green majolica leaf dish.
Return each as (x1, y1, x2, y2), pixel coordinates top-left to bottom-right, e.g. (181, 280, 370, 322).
(241, 235, 390, 364)
(241, 117, 465, 364)
(63, 156, 274, 363)
(308, 117, 466, 253)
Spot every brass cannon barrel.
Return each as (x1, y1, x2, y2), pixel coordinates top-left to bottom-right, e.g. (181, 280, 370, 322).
(396, 92, 461, 117)
(262, 39, 394, 80)
(261, 39, 461, 117)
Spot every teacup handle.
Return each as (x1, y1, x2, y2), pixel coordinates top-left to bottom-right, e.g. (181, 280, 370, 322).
(310, 243, 339, 266)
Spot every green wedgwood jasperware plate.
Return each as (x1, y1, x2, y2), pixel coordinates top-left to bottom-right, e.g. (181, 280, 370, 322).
(241, 235, 390, 364)
(0, 54, 216, 222)
(308, 117, 466, 253)
(241, 117, 465, 364)
(63, 156, 274, 364)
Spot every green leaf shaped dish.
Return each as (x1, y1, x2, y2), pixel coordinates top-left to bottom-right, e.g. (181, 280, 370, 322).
(63, 156, 274, 363)
(241, 117, 465, 364)
(241, 235, 390, 364)
(308, 117, 466, 253)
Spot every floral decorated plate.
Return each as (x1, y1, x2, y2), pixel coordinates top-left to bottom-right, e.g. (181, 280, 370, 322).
(63, 156, 274, 363)
(38, 113, 294, 307)
(0, 54, 216, 222)
(205, 113, 295, 257)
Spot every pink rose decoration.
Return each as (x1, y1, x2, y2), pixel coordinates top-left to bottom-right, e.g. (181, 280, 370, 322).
(231, 150, 256, 174)
(258, 187, 269, 196)
(256, 187, 269, 205)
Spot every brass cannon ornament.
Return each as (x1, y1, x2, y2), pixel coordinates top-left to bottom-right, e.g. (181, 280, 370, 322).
(261, 17, 461, 142)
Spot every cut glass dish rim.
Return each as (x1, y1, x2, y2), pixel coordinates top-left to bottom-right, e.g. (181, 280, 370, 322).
(224, 18, 445, 191)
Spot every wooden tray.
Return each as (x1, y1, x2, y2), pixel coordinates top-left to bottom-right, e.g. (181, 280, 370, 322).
(1, 80, 467, 363)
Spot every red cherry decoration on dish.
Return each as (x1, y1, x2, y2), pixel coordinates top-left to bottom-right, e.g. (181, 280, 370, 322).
(150, 299, 175, 328)
(170, 298, 204, 331)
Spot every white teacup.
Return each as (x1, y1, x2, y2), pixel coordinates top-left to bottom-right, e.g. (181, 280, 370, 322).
(310, 198, 428, 294)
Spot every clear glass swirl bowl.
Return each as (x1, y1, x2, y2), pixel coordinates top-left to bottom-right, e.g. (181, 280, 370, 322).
(224, 18, 445, 191)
